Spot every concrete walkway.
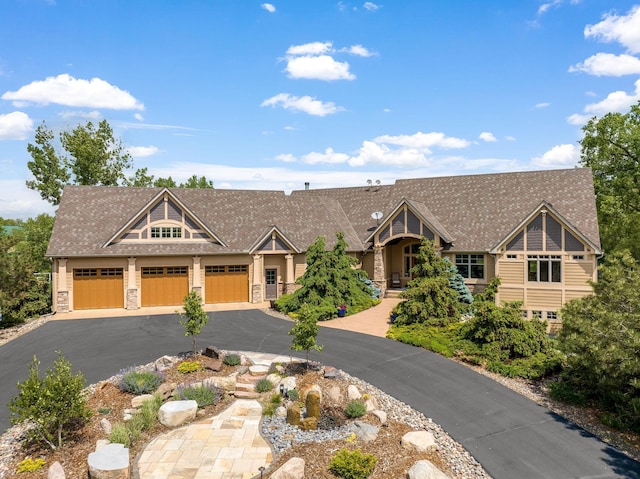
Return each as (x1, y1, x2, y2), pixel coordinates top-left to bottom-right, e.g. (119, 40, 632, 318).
(318, 297, 402, 337)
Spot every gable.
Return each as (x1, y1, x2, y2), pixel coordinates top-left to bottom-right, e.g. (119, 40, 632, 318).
(250, 227, 300, 254)
(108, 191, 223, 246)
(495, 203, 598, 254)
(371, 201, 438, 245)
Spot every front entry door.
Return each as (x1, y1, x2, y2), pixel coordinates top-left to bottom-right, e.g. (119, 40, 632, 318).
(265, 269, 278, 300)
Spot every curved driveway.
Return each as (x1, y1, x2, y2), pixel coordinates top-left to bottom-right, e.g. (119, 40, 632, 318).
(1, 310, 638, 479)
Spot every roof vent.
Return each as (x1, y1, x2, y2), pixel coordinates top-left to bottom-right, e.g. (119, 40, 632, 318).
(304, 182, 310, 190)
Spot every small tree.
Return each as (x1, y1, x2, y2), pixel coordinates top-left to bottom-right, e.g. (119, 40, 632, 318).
(446, 259, 473, 306)
(178, 290, 209, 355)
(392, 237, 461, 326)
(289, 304, 323, 367)
(9, 352, 91, 449)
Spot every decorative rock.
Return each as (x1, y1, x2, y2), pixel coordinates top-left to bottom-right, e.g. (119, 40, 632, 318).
(286, 403, 301, 426)
(47, 461, 65, 479)
(300, 384, 322, 402)
(154, 355, 177, 372)
(401, 431, 436, 453)
(306, 390, 321, 419)
(371, 409, 387, 425)
(280, 376, 296, 391)
(155, 382, 177, 400)
(347, 385, 361, 400)
(99, 417, 112, 435)
(203, 345, 221, 358)
(353, 420, 379, 442)
(364, 395, 379, 412)
(249, 364, 270, 376)
(407, 460, 451, 479)
(299, 417, 318, 431)
(267, 373, 282, 387)
(158, 400, 198, 427)
(88, 443, 129, 479)
(324, 366, 340, 379)
(131, 394, 155, 408)
(275, 406, 287, 417)
(123, 413, 133, 421)
(327, 385, 342, 404)
(202, 358, 223, 371)
(205, 374, 236, 393)
(96, 439, 111, 450)
(271, 457, 305, 479)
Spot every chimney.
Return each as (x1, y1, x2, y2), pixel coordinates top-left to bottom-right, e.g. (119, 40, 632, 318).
(304, 182, 310, 190)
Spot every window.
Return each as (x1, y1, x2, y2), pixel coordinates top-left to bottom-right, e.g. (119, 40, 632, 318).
(531, 310, 542, 319)
(546, 311, 558, 321)
(455, 254, 484, 279)
(228, 265, 248, 273)
(206, 265, 225, 274)
(506, 254, 518, 260)
(527, 255, 561, 282)
(572, 255, 584, 261)
(403, 243, 420, 277)
(151, 226, 182, 239)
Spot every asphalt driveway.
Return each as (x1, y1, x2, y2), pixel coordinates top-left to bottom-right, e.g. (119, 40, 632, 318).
(1, 310, 638, 479)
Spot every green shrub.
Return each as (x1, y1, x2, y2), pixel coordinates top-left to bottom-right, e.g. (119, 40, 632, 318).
(16, 457, 46, 473)
(329, 448, 377, 479)
(109, 423, 131, 447)
(174, 383, 222, 407)
(256, 378, 274, 393)
(177, 360, 201, 374)
(119, 369, 164, 395)
(386, 323, 463, 357)
(263, 393, 282, 416)
(486, 352, 562, 380)
(548, 381, 587, 406)
(9, 353, 92, 450)
(138, 394, 163, 428)
(344, 400, 367, 419)
(286, 388, 299, 401)
(223, 353, 241, 366)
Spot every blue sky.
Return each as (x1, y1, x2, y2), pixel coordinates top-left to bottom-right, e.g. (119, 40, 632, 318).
(1, 1, 640, 219)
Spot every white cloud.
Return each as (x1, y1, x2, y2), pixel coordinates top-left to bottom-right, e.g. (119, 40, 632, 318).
(479, 132, 497, 142)
(372, 131, 470, 152)
(363, 2, 381, 11)
(261, 93, 344, 116)
(342, 44, 376, 57)
(0, 179, 54, 219)
(567, 78, 640, 124)
(285, 55, 355, 81)
(128, 145, 160, 158)
(505, 135, 516, 141)
(275, 153, 297, 163)
(535, 102, 550, 108)
(59, 110, 101, 120)
(2, 74, 144, 110)
(0, 111, 33, 140)
(531, 144, 580, 167)
(349, 141, 427, 167)
(286, 42, 333, 56)
(569, 52, 640, 76)
(134, 113, 144, 121)
(538, 0, 561, 16)
(261, 3, 276, 13)
(301, 147, 350, 164)
(585, 5, 640, 54)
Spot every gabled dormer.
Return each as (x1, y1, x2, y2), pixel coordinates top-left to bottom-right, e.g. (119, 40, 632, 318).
(104, 189, 226, 247)
(249, 226, 300, 254)
(365, 198, 454, 247)
(491, 201, 602, 255)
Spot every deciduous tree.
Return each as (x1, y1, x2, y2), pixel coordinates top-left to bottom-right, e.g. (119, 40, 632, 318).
(178, 290, 209, 355)
(288, 303, 323, 367)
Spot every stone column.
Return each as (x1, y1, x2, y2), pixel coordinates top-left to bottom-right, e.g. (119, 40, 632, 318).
(284, 254, 295, 294)
(373, 245, 386, 297)
(126, 257, 138, 310)
(192, 256, 202, 297)
(56, 258, 69, 312)
(252, 254, 263, 303)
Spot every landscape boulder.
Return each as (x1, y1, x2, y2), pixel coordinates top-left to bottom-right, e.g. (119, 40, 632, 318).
(401, 431, 436, 453)
(131, 394, 155, 408)
(347, 385, 361, 400)
(353, 421, 379, 442)
(154, 355, 178, 372)
(158, 400, 198, 427)
(88, 443, 129, 479)
(47, 461, 65, 479)
(407, 459, 451, 479)
(271, 457, 305, 479)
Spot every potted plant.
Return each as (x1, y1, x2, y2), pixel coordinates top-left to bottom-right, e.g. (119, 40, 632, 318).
(337, 304, 347, 317)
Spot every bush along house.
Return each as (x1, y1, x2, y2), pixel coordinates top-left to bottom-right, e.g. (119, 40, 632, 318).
(47, 168, 601, 331)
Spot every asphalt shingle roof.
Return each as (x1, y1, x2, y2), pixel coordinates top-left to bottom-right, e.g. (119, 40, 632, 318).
(47, 168, 601, 257)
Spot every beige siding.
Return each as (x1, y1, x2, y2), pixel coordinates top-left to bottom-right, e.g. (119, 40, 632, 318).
(499, 261, 525, 283)
(498, 287, 524, 304)
(564, 289, 593, 302)
(527, 289, 563, 310)
(565, 262, 594, 287)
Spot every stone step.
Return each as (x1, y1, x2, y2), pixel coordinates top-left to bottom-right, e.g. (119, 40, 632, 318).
(235, 382, 256, 393)
(385, 289, 404, 298)
(236, 373, 266, 385)
(249, 364, 270, 376)
(234, 390, 260, 399)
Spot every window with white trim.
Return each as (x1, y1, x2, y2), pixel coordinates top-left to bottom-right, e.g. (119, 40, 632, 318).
(151, 226, 182, 238)
(455, 254, 484, 279)
(527, 255, 561, 282)
(546, 311, 558, 321)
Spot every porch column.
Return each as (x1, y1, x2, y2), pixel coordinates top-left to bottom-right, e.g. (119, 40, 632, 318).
(285, 254, 295, 294)
(192, 256, 202, 297)
(373, 245, 386, 297)
(56, 258, 69, 313)
(252, 254, 263, 303)
(126, 257, 139, 310)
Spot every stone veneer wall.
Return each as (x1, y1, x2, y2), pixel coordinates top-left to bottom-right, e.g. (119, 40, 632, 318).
(252, 284, 263, 303)
(126, 289, 138, 310)
(57, 291, 69, 312)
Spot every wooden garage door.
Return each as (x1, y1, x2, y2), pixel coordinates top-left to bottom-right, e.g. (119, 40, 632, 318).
(205, 265, 248, 303)
(73, 268, 124, 310)
(141, 266, 189, 307)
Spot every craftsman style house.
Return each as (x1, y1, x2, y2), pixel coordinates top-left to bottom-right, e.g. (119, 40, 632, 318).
(47, 168, 601, 329)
